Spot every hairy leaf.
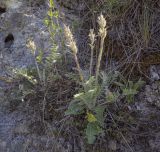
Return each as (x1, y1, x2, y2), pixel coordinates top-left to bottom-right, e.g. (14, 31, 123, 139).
(86, 122, 103, 144)
(95, 106, 105, 127)
(65, 101, 84, 115)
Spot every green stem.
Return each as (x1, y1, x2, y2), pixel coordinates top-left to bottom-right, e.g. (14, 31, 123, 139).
(96, 36, 105, 82)
(74, 54, 84, 82)
(89, 46, 94, 76)
(35, 57, 42, 83)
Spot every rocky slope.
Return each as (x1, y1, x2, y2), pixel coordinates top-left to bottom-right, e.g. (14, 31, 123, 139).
(0, 0, 49, 82)
(0, 0, 159, 152)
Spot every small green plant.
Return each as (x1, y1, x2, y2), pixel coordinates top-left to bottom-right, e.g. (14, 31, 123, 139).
(24, 0, 61, 86)
(63, 12, 146, 144)
(12, 0, 62, 98)
(44, 0, 61, 66)
(65, 76, 106, 144)
(64, 14, 109, 144)
(115, 78, 145, 102)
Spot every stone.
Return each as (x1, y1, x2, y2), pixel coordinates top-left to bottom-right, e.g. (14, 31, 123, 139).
(0, 0, 22, 10)
(150, 65, 160, 81)
(144, 82, 160, 108)
(108, 140, 117, 151)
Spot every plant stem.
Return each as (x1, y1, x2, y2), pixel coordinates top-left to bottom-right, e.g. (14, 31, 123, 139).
(74, 54, 84, 82)
(96, 36, 105, 82)
(35, 58, 42, 82)
(89, 46, 94, 76)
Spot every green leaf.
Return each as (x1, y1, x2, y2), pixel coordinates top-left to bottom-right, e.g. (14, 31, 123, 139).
(48, 10, 53, 17)
(53, 11, 59, 18)
(49, 0, 54, 8)
(83, 87, 99, 109)
(95, 106, 105, 127)
(106, 89, 118, 103)
(65, 101, 84, 115)
(74, 92, 85, 100)
(134, 79, 145, 90)
(44, 18, 50, 26)
(84, 76, 96, 91)
(114, 81, 124, 89)
(101, 71, 119, 86)
(86, 123, 103, 144)
(128, 81, 134, 88)
(74, 86, 100, 110)
(36, 49, 43, 63)
(122, 88, 138, 96)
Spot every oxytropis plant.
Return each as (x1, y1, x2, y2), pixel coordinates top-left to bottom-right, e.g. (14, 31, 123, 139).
(64, 14, 109, 144)
(63, 13, 145, 144)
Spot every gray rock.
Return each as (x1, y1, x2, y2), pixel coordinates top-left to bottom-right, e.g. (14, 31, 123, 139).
(150, 65, 160, 81)
(0, 0, 50, 86)
(108, 140, 117, 151)
(144, 82, 160, 108)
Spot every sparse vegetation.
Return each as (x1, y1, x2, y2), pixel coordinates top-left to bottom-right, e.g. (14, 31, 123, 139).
(0, 0, 160, 152)
(11, 6, 145, 146)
